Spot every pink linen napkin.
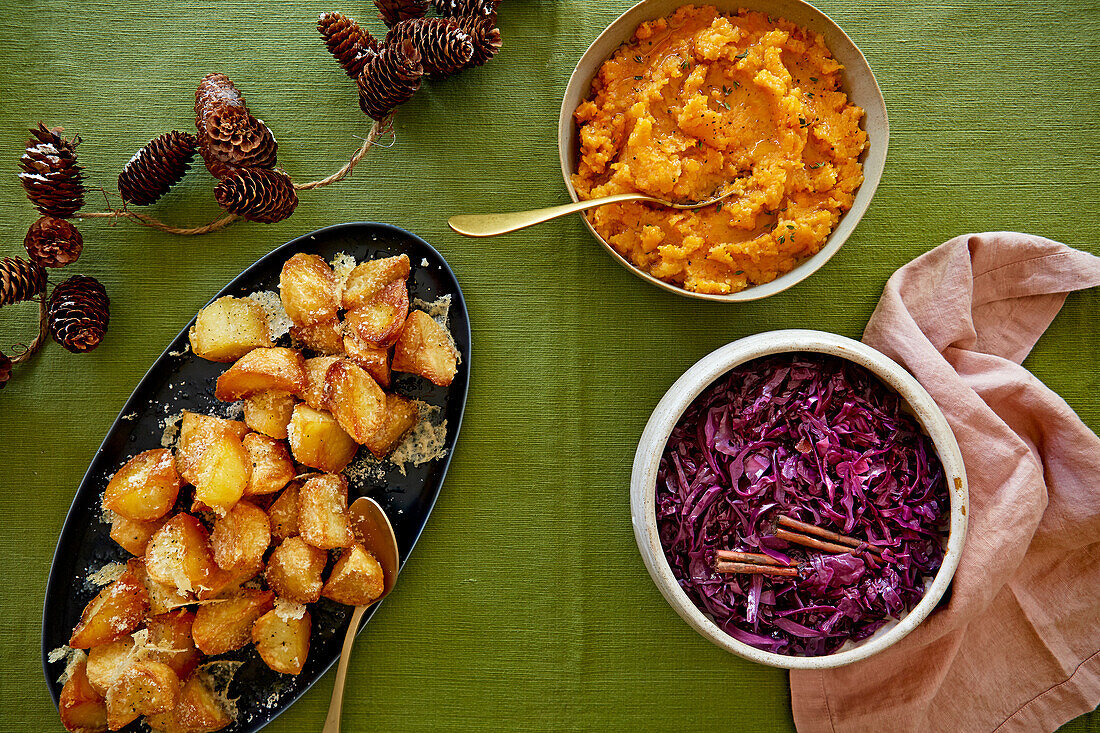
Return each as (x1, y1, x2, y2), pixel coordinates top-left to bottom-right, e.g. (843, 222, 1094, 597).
(790, 232, 1100, 732)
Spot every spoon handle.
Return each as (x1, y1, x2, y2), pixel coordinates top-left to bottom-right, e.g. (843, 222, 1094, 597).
(447, 192, 650, 237)
(322, 604, 369, 733)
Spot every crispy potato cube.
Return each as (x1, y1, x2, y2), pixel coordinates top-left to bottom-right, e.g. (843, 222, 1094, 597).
(301, 356, 340, 411)
(243, 433, 295, 496)
(70, 569, 149, 649)
(322, 543, 385, 606)
(86, 637, 135, 697)
(188, 296, 273, 363)
(105, 660, 180, 730)
(192, 589, 275, 656)
(252, 607, 311, 675)
(343, 334, 391, 388)
(364, 393, 418, 458)
(175, 412, 252, 512)
(291, 319, 344, 355)
(146, 610, 201, 681)
(194, 565, 259, 602)
(286, 403, 358, 473)
(280, 253, 338, 327)
(392, 310, 458, 386)
(243, 390, 296, 440)
(209, 500, 271, 573)
(323, 360, 386, 445)
(265, 536, 327, 603)
(344, 280, 409, 348)
(127, 558, 194, 615)
(109, 513, 164, 557)
(145, 672, 233, 733)
(59, 659, 108, 733)
(104, 449, 183, 522)
(298, 474, 353, 550)
(341, 254, 410, 310)
(144, 514, 217, 595)
(268, 483, 300, 540)
(214, 347, 307, 402)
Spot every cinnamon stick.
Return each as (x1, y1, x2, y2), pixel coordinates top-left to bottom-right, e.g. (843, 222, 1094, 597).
(777, 515, 883, 556)
(715, 561, 800, 577)
(715, 550, 787, 566)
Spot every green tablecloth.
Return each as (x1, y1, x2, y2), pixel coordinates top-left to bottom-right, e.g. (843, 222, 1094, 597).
(1, 1, 1097, 730)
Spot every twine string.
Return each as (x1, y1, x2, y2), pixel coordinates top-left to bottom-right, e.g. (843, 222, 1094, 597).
(9, 292, 48, 365)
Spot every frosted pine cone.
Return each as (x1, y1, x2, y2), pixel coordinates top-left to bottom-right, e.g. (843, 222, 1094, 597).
(194, 73, 278, 177)
(375, 0, 428, 26)
(214, 167, 298, 223)
(318, 12, 379, 79)
(24, 217, 83, 268)
(459, 13, 502, 67)
(118, 131, 197, 205)
(431, 0, 498, 18)
(357, 39, 424, 119)
(195, 73, 245, 124)
(48, 275, 110, 353)
(384, 18, 472, 78)
(19, 124, 85, 218)
(0, 256, 47, 306)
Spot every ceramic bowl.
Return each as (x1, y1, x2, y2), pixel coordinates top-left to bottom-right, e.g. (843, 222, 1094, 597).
(558, 0, 889, 302)
(630, 330, 968, 668)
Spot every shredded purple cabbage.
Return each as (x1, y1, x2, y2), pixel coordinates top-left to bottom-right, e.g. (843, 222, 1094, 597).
(656, 353, 949, 656)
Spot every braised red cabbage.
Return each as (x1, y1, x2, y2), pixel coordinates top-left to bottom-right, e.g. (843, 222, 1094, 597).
(656, 353, 949, 656)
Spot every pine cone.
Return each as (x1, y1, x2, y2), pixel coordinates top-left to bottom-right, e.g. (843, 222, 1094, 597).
(118, 131, 198, 205)
(375, 0, 428, 26)
(0, 256, 47, 307)
(431, 0, 497, 18)
(18, 124, 85, 218)
(213, 167, 298, 223)
(195, 73, 245, 124)
(24, 217, 83, 268)
(318, 12, 379, 79)
(357, 40, 424, 119)
(48, 275, 109, 353)
(194, 74, 278, 177)
(0, 350, 10, 389)
(460, 13, 502, 67)
(384, 18, 472, 79)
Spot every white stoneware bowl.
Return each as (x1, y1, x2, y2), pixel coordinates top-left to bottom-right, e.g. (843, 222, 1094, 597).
(630, 330, 968, 668)
(558, 0, 889, 302)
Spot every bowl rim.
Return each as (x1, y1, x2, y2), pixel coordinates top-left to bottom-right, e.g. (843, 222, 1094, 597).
(629, 329, 968, 669)
(558, 0, 890, 303)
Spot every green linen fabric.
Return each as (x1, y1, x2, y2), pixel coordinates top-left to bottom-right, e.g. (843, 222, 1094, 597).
(0, 1, 1096, 730)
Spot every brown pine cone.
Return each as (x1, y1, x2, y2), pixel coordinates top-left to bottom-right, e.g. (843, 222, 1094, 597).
(0, 256, 47, 307)
(195, 73, 245, 124)
(357, 39, 424, 119)
(118, 131, 198, 205)
(459, 13, 502, 66)
(318, 12, 379, 79)
(376, 0, 428, 26)
(384, 18, 472, 79)
(24, 217, 83, 268)
(194, 73, 278, 177)
(0, 350, 10, 389)
(18, 124, 85, 218)
(431, 0, 498, 18)
(213, 167, 298, 223)
(48, 275, 109, 353)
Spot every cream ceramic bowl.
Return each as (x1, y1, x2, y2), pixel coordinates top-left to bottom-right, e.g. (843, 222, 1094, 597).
(558, 0, 889, 302)
(630, 330, 968, 668)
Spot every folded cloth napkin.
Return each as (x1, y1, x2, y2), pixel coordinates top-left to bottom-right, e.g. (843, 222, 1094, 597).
(790, 232, 1100, 733)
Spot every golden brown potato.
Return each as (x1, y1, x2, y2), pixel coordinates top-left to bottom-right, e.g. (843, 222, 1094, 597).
(70, 569, 149, 649)
(298, 474, 353, 550)
(194, 565, 259, 602)
(86, 637, 135, 697)
(392, 310, 458, 386)
(104, 660, 180, 730)
(242, 390, 296, 440)
(268, 482, 300, 540)
(59, 659, 108, 733)
(291, 319, 344, 355)
(286, 403, 358, 473)
(343, 334, 391, 388)
(145, 672, 233, 733)
(146, 610, 201, 681)
(322, 543, 385, 606)
(109, 513, 165, 557)
(188, 296, 273, 363)
(265, 536, 327, 603)
(103, 449, 183, 523)
(192, 589, 275, 656)
(127, 558, 194, 616)
(209, 500, 271, 573)
(175, 412, 252, 512)
(280, 253, 338, 327)
(341, 254, 410, 311)
(214, 347, 308, 402)
(323, 360, 387, 445)
(301, 355, 340, 411)
(242, 433, 295, 496)
(144, 514, 217, 595)
(252, 607, 311, 675)
(344, 280, 409, 348)
(364, 393, 418, 459)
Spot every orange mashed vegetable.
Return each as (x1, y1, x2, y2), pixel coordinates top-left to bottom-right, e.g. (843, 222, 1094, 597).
(572, 5, 867, 295)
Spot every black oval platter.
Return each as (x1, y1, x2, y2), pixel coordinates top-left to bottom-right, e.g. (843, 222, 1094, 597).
(41, 222, 471, 732)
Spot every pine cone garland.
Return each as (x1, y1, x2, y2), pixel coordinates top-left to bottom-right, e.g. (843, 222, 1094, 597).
(431, 0, 498, 18)
(213, 167, 298, 223)
(375, 0, 429, 27)
(18, 124, 85, 218)
(0, 350, 10, 389)
(194, 74, 278, 178)
(0, 256, 47, 307)
(318, 12, 379, 79)
(384, 18, 473, 79)
(48, 275, 110, 353)
(357, 40, 424, 119)
(118, 131, 198, 205)
(24, 217, 83, 268)
(460, 13, 502, 67)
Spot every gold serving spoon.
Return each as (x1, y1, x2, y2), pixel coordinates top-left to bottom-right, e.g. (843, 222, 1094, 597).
(322, 496, 401, 733)
(448, 188, 738, 238)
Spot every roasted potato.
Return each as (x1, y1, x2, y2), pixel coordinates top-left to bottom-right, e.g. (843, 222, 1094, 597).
(364, 393, 418, 459)
(195, 565, 259, 602)
(280, 253, 338, 327)
(252, 607, 311, 675)
(344, 280, 409, 348)
(59, 659, 108, 733)
(322, 543, 385, 607)
(343, 333, 391, 388)
(144, 514, 217, 595)
(209, 500, 271, 573)
(175, 412, 252, 512)
(214, 347, 307, 402)
(291, 319, 344, 355)
(242, 390, 296, 440)
(70, 569, 149, 649)
(286, 403, 358, 473)
(103, 449, 183, 522)
(341, 254, 410, 310)
(192, 589, 275, 656)
(242, 433, 295, 496)
(109, 513, 164, 557)
(127, 558, 194, 616)
(145, 672, 233, 733)
(265, 536, 327, 603)
(86, 637, 135, 697)
(298, 474, 353, 550)
(323, 360, 387, 444)
(188, 296, 273, 363)
(301, 355, 340, 411)
(392, 310, 458, 386)
(268, 482, 300, 541)
(146, 609, 202, 681)
(104, 660, 180, 730)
